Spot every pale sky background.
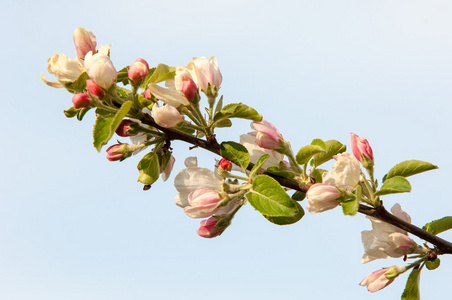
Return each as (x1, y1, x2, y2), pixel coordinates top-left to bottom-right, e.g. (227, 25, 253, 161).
(1, 1, 452, 299)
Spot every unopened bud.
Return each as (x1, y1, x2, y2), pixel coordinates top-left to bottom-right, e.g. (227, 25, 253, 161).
(128, 58, 149, 85)
(72, 93, 91, 109)
(86, 79, 105, 98)
(181, 75, 198, 102)
(73, 27, 97, 60)
(115, 119, 135, 137)
(218, 158, 232, 172)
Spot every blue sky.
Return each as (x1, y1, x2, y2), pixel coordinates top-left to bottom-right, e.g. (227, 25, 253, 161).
(1, 1, 452, 299)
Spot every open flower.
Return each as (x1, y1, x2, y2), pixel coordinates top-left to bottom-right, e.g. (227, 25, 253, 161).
(152, 103, 183, 128)
(322, 152, 361, 192)
(174, 157, 223, 208)
(240, 132, 284, 169)
(183, 188, 224, 218)
(41, 53, 83, 88)
(361, 203, 417, 263)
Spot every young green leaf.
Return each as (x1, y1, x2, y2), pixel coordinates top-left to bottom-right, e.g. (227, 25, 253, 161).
(213, 103, 262, 122)
(374, 176, 411, 196)
(116, 66, 129, 85)
(401, 268, 421, 300)
(263, 201, 305, 225)
(250, 154, 269, 179)
(311, 140, 346, 167)
(220, 141, 250, 171)
(310, 168, 326, 184)
(137, 152, 160, 185)
(296, 144, 325, 165)
(63, 72, 89, 94)
(214, 95, 224, 115)
(93, 101, 133, 152)
(384, 160, 438, 182)
(292, 191, 306, 201)
(422, 216, 452, 235)
(245, 175, 300, 217)
(426, 259, 440, 270)
(146, 64, 175, 84)
(266, 167, 295, 179)
(64, 106, 78, 118)
(76, 107, 91, 121)
(342, 185, 360, 216)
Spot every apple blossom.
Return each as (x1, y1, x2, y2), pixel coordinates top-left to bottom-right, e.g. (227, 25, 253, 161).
(73, 27, 97, 60)
(361, 203, 417, 263)
(322, 152, 361, 192)
(72, 93, 91, 109)
(128, 58, 149, 85)
(41, 53, 83, 88)
(359, 268, 395, 293)
(152, 104, 183, 128)
(84, 51, 117, 90)
(240, 132, 284, 169)
(251, 120, 284, 150)
(174, 157, 223, 208)
(183, 188, 224, 218)
(147, 84, 190, 108)
(180, 75, 198, 102)
(86, 79, 105, 98)
(306, 183, 341, 214)
(192, 56, 222, 92)
(350, 133, 373, 164)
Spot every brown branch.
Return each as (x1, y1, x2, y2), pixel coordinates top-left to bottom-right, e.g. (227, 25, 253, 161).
(140, 114, 452, 255)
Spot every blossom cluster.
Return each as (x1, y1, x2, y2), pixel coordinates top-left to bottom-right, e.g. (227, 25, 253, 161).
(42, 27, 445, 298)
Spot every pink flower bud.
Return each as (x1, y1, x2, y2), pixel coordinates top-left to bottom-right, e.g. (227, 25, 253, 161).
(73, 27, 97, 60)
(143, 89, 152, 100)
(115, 119, 134, 137)
(86, 79, 105, 98)
(183, 188, 223, 218)
(251, 120, 284, 150)
(106, 144, 126, 161)
(306, 183, 341, 214)
(350, 133, 373, 163)
(128, 58, 149, 85)
(152, 104, 183, 128)
(181, 75, 198, 102)
(72, 93, 91, 109)
(197, 217, 224, 238)
(360, 268, 395, 293)
(218, 158, 232, 171)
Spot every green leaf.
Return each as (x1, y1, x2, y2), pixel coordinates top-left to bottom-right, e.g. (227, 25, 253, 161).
(215, 119, 232, 128)
(245, 175, 300, 217)
(76, 107, 91, 121)
(116, 86, 132, 101)
(116, 66, 129, 85)
(250, 154, 269, 179)
(342, 185, 360, 216)
(137, 94, 153, 109)
(311, 140, 346, 167)
(422, 216, 452, 235)
(310, 168, 326, 184)
(137, 152, 160, 185)
(213, 103, 262, 122)
(426, 259, 440, 270)
(266, 167, 295, 179)
(147, 64, 175, 84)
(93, 101, 133, 152)
(401, 268, 421, 300)
(220, 141, 250, 171)
(296, 144, 325, 165)
(264, 201, 305, 225)
(214, 95, 224, 115)
(311, 138, 326, 149)
(384, 160, 438, 182)
(63, 72, 89, 94)
(64, 106, 78, 118)
(292, 191, 306, 201)
(374, 176, 411, 196)
(140, 66, 156, 89)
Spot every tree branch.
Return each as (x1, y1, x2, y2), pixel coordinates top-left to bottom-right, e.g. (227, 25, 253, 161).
(140, 114, 452, 255)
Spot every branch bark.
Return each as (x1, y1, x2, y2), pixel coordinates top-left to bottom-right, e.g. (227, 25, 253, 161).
(140, 114, 452, 255)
